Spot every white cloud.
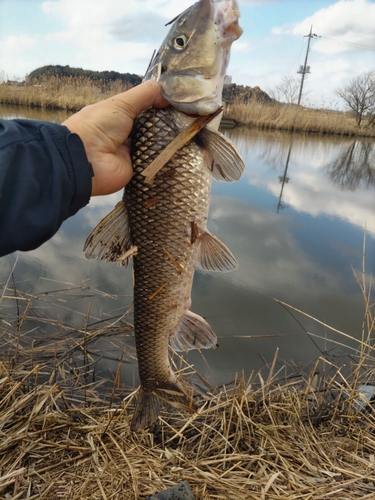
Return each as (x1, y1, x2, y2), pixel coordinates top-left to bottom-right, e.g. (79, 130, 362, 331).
(38, 0, 199, 75)
(2, 34, 37, 52)
(41, 0, 192, 31)
(0, 0, 373, 108)
(267, 0, 375, 108)
(273, 0, 375, 55)
(0, 34, 41, 80)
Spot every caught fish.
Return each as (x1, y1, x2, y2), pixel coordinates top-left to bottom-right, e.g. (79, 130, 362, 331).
(84, 0, 244, 431)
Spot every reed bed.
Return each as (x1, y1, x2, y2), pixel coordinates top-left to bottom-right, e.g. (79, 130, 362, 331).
(1, 77, 374, 138)
(1, 261, 375, 498)
(0, 76, 132, 112)
(226, 100, 375, 138)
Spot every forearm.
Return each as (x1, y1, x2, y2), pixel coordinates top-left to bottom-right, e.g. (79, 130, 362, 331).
(0, 119, 92, 257)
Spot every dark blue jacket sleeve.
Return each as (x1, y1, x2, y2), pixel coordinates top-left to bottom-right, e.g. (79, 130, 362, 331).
(0, 119, 92, 257)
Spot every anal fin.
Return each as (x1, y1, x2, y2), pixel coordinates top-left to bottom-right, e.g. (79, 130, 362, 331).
(83, 200, 135, 267)
(170, 310, 217, 352)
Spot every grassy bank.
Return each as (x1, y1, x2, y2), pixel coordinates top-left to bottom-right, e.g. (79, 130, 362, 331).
(225, 100, 375, 138)
(1, 77, 374, 137)
(1, 262, 375, 499)
(0, 76, 132, 111)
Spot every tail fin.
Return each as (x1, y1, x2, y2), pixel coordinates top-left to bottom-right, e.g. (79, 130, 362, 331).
(130, 381, 198, 432)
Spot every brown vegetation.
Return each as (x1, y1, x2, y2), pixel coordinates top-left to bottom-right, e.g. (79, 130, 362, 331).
(1, 76, 375, 137)
(226, 99, 375, 138)
(27, 64, 142, 87)
(0, 76, 132, 111)
(1, 257, 375, 499)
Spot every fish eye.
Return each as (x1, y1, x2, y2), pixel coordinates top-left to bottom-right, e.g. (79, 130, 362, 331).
(173, 35, 188, 50)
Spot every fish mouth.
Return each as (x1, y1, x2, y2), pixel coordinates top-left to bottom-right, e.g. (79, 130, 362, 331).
(213, 0, 243, 47)
(159, 72, 222, 115)
(144, 0, 242, 115)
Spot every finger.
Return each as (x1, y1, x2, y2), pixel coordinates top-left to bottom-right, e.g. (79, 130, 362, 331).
(110, 80, 169, 120)
(91, 145, 133, 196)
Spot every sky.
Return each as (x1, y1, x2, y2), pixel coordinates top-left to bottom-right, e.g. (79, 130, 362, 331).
(0, 0, 374, 109)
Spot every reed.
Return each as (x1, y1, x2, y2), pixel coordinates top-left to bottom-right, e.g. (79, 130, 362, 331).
(0, 76, 132, 111)
(1, 248, 375, 499)
(226, 99, 375, 138)
(1, 77, 374, 138)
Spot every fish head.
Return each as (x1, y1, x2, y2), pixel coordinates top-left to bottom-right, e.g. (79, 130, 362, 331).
(144, 0, 242, 115)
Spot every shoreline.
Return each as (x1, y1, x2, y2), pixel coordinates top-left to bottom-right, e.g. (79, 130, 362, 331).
(225, 102, 375, 139)
(1, 78, 374, 138)
(1, 299, 375, 499)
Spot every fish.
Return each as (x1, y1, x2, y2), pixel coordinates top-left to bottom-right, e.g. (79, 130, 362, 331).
(84, 0, 244, 432)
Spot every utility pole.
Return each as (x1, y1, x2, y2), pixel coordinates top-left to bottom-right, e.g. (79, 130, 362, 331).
(297, 25, 319, 106)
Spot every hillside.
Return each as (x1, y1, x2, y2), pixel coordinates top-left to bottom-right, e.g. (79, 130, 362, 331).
(223, 83, 273, 104)
(26, 66, 275, 105)
(27, 65, 142, 86)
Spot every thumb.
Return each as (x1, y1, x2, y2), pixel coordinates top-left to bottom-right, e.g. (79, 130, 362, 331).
(109, 80, 169, 120)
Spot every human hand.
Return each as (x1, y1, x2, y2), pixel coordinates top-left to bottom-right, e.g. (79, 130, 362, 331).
(62, 80, 168, 196)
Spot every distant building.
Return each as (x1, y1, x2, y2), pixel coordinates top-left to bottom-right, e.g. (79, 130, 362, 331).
(224, 75, 232, 85)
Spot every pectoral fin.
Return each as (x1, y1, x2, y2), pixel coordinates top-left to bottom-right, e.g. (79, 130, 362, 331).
(170, 310, 217, 352)
(198, 230, 238, 272)
(198, 128, 245, 182)
(83, 200, 135, 267)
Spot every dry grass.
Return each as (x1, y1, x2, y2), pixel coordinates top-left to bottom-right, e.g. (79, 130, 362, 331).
(226, 100, 375, 138)
(0, 76, 133, 112)
(0, 249, 375, 498)
(1, 77, 374, 138)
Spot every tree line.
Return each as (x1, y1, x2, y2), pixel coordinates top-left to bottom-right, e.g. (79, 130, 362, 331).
(23, 65, 375, 129)
(268, 71, 375, 128)
(27, 65, 142, 86)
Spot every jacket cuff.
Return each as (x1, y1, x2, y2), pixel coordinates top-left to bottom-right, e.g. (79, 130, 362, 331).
(66, 131, 92, 216)
(49, 124, 92, 217)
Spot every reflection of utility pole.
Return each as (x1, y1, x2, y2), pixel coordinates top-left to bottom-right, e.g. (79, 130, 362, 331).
(297, 25, 319, 106)
(277, 140, 293, 213)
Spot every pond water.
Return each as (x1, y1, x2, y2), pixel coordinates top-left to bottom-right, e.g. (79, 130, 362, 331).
(1, 104, 374, 387)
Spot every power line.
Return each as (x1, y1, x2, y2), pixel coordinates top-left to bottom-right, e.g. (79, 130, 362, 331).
(321, 27, 374, 42)
(318, 35, 375, 52)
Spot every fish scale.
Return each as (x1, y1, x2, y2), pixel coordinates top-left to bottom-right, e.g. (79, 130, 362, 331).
(129, 107, 211, 397)
(84, 0, 244, 431)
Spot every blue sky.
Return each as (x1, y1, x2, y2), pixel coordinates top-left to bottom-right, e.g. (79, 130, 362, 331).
(0, 0, 374, 108)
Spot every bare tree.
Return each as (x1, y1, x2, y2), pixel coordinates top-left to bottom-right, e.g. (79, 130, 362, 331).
(267, 76, 300, 104)
(335, 71, 375, 127)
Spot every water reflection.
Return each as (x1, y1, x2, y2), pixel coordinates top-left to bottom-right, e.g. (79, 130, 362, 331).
(276, 139, 293, 213)
(0, 103, 71, 122)
(1, 106, 374, 386)
(225, 128, 375, 235)
(270, 135, 375, 213)
(325, 139, 375, 191)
